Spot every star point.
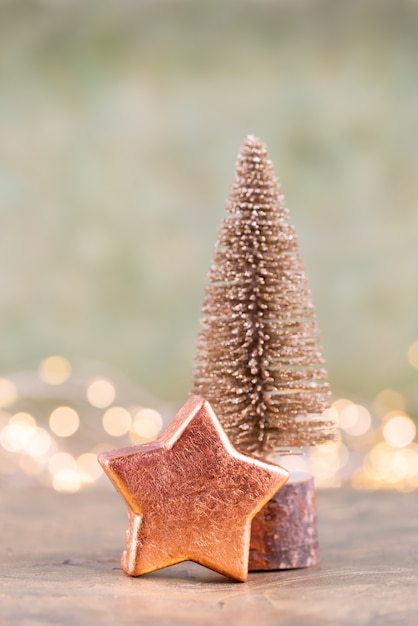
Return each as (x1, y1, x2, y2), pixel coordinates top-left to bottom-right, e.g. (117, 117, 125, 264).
(99, 396, 288, 581)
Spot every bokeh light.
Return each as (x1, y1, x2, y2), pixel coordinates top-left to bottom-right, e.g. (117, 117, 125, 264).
(49, 406, 80, 438)
(38, 356, 72, 385)
(25, 427, 52, 457)
(407, 341, 418, 369)
(383, 415, 416, 448)
(48, 452, 76, 476)
(102, 406, 131, 437)
(0, 413, 37, 452)
(131, 408, 163, 442)
(0, 355, 417, 493)
(373, 389, 406, 418)
(53, 468, 81, 493)
(0, 379, 18, 409)
(77, 452, 103, 483)
(0, 359, 167, 490)
(87, 378, 116, 408)
(357, 441, 418, 491)
(339, 403, 371, 437)
(332, 398, 353, 412)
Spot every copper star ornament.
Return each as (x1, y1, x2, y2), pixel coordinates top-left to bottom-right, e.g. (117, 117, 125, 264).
(99, 396, 289, 582)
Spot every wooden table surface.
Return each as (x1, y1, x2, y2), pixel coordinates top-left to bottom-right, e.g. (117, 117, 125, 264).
(1, 486, 417, 625)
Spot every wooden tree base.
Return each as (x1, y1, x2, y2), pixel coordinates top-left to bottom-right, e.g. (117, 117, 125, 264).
(249, 471, 319, 571)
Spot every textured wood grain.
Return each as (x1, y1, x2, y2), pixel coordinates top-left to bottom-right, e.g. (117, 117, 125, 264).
(249, 472, 319, 570)
(1, 486, 418, 625)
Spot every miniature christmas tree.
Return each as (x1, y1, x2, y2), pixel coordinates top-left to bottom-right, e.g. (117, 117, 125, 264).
(193, 135, 334, 457)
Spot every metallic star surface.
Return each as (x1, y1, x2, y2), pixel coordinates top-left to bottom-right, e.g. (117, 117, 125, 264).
(98, 396, 289, 581)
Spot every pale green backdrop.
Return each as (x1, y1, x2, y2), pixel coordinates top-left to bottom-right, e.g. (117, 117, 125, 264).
(1, 0, 417, 415)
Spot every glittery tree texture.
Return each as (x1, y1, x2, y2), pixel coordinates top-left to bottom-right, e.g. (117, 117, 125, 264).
(193, 135, 335, 456)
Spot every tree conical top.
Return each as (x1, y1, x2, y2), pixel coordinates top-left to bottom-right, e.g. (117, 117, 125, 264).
(192, 135, 335, 456)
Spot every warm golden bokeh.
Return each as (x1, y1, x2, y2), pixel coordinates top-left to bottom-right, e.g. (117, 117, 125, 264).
(87, 379, 116, 409)
(24, 427, 52, 458)
(53, 468, 82, 493)
(38, 356, 72, 386)
(49, 407, 80, 438)
(383, 415, 416, 449)
(0, 357, 169, 490)
(373, 389, 407, 418)
(76, 453, 103, 484)
(130, 408, 163, 443)
(339, 404, 371, 437)
(407, 341, 418, 369)
(102, 406, 132, 437)
(0, 413, 37, 453)
(0, 354, 417, 491)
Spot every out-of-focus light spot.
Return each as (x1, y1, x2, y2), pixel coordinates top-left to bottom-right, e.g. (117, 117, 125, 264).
(383, 415, 416, 448)
(377, 449, 402, 483)
(19, 454, 45, 476)
(87, 378, 115, 408)
(391, 448, 418, 480)
(332, 398, 353, 413)
(399, 446, 418, 478)
(132, 408, 163, 440)
(53, 468, 81, 493)
(376, 447, 418, 482)
(0, 413, 37, 452)
(24, 427, 52, 457)
(407, 341, 418, 369)
(0, 379, 18, 408)
(38, 356, 72, 385)
(368, 442, 388, 469)
(339, 404, 371, 436)
(48, 452, 76, 476)
(373, 389, 406, 418)
(49, 406, 80, 437)
(359, 441, 418, 490)
(102, 406, 131, 437)
(77, 453, 102, 483)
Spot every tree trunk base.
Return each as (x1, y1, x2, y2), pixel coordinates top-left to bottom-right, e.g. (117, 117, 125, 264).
(249, 471, 319, 571)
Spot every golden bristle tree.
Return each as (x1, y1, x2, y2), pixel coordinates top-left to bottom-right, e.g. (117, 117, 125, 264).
(193, 135, 335, 457)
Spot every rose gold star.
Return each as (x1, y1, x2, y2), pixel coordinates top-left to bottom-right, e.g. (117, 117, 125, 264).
(98, 396, 288, 581)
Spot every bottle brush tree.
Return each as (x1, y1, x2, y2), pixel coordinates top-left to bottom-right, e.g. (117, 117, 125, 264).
(192, 135, 335, 457)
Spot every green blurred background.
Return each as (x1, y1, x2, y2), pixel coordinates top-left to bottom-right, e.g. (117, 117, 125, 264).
(1, 0, 417, 411)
